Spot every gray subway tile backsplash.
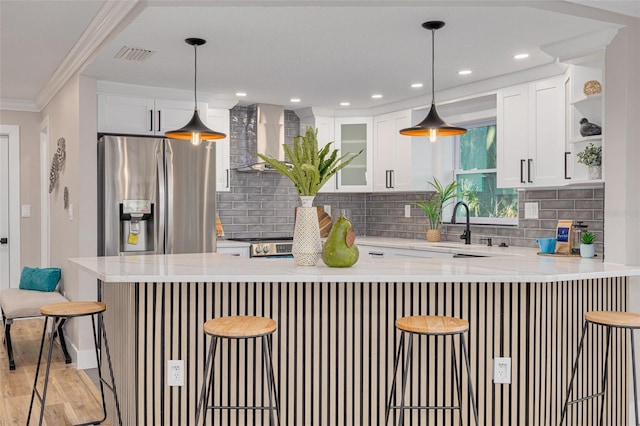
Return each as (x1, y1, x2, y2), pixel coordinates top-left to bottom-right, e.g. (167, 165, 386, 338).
(217, 106, 605, 255)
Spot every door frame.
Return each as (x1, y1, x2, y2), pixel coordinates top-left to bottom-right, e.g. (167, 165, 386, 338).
(0, 125, 21, 289)
(40, 117, 50, 267)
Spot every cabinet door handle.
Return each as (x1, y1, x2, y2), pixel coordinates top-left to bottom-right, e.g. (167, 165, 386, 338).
(157, 110, 161, 132)
(520, 159, 526, 184)
(390, 170, 395, 189)
(335, 172, 339, 190)
(385, 170, 390, 188)
(564, 152, 571, 180)
(226, 169, 230, 188)
(527, 159, 533, 183)
(0, 237, 7, 244)
(149, 110, 153, 132)
(368, 251, 384, 257)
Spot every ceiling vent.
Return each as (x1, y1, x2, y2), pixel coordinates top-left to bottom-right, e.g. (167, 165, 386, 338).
(114, 46, 155, 62)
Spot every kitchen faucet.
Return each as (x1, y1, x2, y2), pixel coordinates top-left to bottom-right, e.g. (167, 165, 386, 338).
(451, 201, 471, 245)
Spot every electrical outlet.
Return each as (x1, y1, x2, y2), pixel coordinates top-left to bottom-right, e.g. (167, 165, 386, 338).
(493, 357, 511, 384)
(405, 205, 411, 218)
(167, 360, 184, 386)
(524, 202, 538, 219)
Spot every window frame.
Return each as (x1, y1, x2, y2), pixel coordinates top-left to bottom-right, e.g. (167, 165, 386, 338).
(452, 118, 518, 226)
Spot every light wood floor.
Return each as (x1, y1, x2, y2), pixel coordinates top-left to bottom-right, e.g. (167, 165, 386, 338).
(0, 318, 113, 426)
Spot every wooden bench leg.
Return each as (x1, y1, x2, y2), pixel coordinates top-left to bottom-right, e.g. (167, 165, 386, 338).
(4, 318, 16, 370)
(53, 318, 72, 364)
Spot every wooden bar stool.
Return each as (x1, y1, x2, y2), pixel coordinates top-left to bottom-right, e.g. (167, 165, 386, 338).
(27, 301, 122, 426)
(196, 315, 279, 426)
(385, 315, 479, 425)
(560, 310, 640, 426)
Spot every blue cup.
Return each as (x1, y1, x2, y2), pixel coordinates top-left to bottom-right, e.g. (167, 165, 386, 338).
(536, 238, 557, 254)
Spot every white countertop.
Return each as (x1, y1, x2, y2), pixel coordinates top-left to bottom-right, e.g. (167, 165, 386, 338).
(69, 238, 640, 284)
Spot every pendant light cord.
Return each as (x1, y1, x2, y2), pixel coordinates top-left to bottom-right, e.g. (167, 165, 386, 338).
(193, 44, 198, 109)
(431, 27, 436, 106)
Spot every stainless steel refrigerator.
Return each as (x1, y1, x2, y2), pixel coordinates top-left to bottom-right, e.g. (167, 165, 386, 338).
(98, 135, 216, 256)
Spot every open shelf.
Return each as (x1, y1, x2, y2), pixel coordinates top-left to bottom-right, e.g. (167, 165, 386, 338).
(569, 135, 602, 144)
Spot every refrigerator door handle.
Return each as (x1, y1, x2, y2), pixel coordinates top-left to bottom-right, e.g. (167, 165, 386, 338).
(157, 151, 166, 254)
(165, 149, 174, 254)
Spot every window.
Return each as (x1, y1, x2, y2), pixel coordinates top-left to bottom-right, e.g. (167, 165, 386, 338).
(453, 120, 518, 225)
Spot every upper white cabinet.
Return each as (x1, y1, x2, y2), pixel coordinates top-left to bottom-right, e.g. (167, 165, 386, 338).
(333, 117, 373, 192)
(206, 108, 231, 192)
(97, 94, 206, 136)
(497, 75, 565, 188)
(373, 110, 413, 191)
(564, 65, 604, 183)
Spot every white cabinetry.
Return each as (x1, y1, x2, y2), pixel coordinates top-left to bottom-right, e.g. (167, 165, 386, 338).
(216, 245, 250, 257)
(207, 108, 231, 192)
(333, 117, 373, 192)
(98, 94, 207, 136)
(497, 75, 565, 188)
(564, 65, 604, 183)
(373, 110, 413, 191)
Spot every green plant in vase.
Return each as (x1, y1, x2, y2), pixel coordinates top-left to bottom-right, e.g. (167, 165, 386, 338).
(576, 143, 602, 180)
(415, 178, 461, 242)
(580, 231, 596, 258)
(255, 127, 362, 266)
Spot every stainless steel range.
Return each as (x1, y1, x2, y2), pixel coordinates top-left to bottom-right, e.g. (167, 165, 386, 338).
(227, 237, 294, 258)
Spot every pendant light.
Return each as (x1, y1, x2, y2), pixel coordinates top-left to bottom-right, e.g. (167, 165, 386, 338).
(400, 21, 466, 142)
(165, 38, 226, 146)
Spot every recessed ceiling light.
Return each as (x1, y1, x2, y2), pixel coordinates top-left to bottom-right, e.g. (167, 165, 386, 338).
(371, 94, 383, 99)
(514, 53, 529, 59)
(458, 70, 472, 75)
(411, 83, 423, 88)
(290, 98, 301, 103)
(340, 102, 350, 106)
(235, 92, 247, 97)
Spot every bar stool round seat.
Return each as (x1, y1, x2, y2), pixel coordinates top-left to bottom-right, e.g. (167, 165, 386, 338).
(197, 315, 280, 426)
(203, 315, 277, 338)
(396, 315, 469, 335)
(584, 310, 640, 328)
(386, 314, 478, 425)
(40, 301, 106, 317)
(561, 310, 640, 426)
(27, 301, 122, 426)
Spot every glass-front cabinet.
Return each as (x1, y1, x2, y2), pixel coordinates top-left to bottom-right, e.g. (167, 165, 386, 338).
(333, 117, 373, 192)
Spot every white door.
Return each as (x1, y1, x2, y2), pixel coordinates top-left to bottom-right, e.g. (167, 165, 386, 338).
(0, 135, 9, 291)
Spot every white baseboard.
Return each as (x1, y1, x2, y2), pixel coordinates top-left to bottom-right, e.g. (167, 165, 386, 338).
(68, 340, 97, 370)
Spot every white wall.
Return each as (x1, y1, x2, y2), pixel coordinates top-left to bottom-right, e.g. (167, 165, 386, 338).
(603, 21, 640, 424)
(40, 74, 99, 368)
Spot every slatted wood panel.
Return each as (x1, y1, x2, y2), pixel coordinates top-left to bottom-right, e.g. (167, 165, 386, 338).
(101, 277, 628, 425)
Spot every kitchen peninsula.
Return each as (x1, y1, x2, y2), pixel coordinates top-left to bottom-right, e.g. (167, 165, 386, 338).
(70, 244, 640, 426)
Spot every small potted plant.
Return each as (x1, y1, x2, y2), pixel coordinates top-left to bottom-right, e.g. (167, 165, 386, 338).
(415, 178, 460, 242)
(580, 232, 596, 258)
(576, 143, 602, 180)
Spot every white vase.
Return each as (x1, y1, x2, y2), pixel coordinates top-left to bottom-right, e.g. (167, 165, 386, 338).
(587, 165, 602, 180)
(580, 243, 595, 258)
(292, 196, 322, 266)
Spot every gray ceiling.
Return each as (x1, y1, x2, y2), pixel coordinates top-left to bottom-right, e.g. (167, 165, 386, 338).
(1, 1, 637, 111)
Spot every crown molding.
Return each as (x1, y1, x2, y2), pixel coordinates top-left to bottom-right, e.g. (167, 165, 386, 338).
(35, 0, 146, 110)
(0, 99, 39, 112)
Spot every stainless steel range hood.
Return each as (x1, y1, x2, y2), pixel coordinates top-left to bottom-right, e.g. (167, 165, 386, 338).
(237, 104, 291, 172)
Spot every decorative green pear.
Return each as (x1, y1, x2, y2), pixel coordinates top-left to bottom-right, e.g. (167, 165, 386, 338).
(322, 215, 359, 267)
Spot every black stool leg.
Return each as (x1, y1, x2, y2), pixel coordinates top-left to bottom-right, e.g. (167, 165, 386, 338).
(385, 332, 405, 425)
(54, 318, 72, 365)
(398, 333, 414, 426)
(262, 335, 279, 426)
(460, 332, 479, 425)
(451, 337, 463, 426)
(560, 321, 589, 425)
(27, 316, 50, 424)
(4, 318, 16, 370)
(100, 313, 123, 426)
(631, 331, 640, 426)
(266, 334, 281, 422)
(196, 335, 218, 425)
(598, 326, 612, 426)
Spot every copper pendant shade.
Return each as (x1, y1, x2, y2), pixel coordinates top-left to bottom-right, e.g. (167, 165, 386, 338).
(399, 21, 466, 141)
(165, 38, 226, 145)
